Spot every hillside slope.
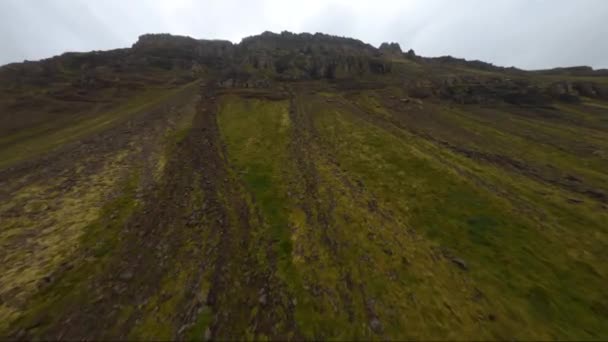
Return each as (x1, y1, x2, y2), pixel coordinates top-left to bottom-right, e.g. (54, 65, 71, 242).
(1, 32, 608, 340)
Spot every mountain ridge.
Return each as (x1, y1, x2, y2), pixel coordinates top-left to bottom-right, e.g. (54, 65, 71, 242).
(4, 31, 608, 75)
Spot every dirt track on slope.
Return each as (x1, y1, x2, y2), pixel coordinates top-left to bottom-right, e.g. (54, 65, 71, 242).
(0, 83, 199, 335)
(5, 82, 302, 340)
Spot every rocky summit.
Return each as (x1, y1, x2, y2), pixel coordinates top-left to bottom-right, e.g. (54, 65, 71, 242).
(1, 31, 608, 340)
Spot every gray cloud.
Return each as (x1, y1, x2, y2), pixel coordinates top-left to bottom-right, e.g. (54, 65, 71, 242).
(1, 0, 606, 69)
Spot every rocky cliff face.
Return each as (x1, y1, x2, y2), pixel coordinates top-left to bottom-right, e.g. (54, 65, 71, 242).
(133, 33, 234, 56)
(379, 42, 403, 57)
(132, 34, 234, 70)
(130, 31, 392, 81)
(3, 31, 608, 104)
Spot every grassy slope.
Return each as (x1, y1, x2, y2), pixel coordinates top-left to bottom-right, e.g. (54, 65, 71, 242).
(217, 96, 297, 339)
(0, 83, 197, 169)
(1, 67, 607, 339)
(0, 83, 199, 334)
(216, 89, 608, 339)
(312, 92, 608, 339)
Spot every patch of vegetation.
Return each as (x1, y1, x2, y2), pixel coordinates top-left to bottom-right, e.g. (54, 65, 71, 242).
(154, 103, 197, 181)
(218, 96, 293, 266)
(6, 170, 141, 337)
(0, 81, 198, 169)
(187, 305, 213, 341)
(310, 94, 608, 340)
(217, 96, 303, 338)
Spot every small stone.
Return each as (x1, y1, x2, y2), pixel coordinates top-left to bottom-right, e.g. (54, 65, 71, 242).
(15, 329, 26, 339)
(407, 292, 416, 304)
(112, 285, 126, 294)
(204, 327, 212, 341)
(119, 270, 134, 281)
(565, 174, 581, 182)
(370, 318, 383, 334)
(472, 288, 485, 302)
(259, 293, 267, 305)
(178, 324, 188, 335)
(451, 258, 468, 270)
(586, 189, 607, 201)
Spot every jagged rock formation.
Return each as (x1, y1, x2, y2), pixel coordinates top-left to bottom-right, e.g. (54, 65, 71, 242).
(379, 42, 403, 57)
(3, 30, 608, 102)
(128, 31, 393, 81)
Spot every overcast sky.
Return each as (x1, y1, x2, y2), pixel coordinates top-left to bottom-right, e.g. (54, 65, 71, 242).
(1, 0, 606, 70)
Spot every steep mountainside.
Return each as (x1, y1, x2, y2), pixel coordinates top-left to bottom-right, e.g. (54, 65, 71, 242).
(1, 32, 608, 340)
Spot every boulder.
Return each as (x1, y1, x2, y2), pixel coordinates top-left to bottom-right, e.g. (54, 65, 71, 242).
(547, 82, 580, 103)
(573, 82, 597, 97)
(408, 80, 434, 99)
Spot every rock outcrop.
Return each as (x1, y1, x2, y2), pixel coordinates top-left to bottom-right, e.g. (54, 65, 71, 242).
(379, 42, 403, 57)
(129, 31, 394, 81)
(235, 31, 391, 79)
(133, 34, 234, 59)
(3, 30, 606, 101)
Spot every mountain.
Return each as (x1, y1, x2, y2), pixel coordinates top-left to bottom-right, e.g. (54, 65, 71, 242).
(1, 31, 608, 340)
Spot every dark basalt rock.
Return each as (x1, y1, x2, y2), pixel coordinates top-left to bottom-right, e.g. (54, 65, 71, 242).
(429, 74, 608, 106)
(379, 42, 403, 57)
(236, 31, 392, 79)
(130, 31, 394, 81)
(427, 55, 518, 73)
(3, 30, 605, 101)
(133, 33, 234, 59)
(547, 82, 581, 103)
